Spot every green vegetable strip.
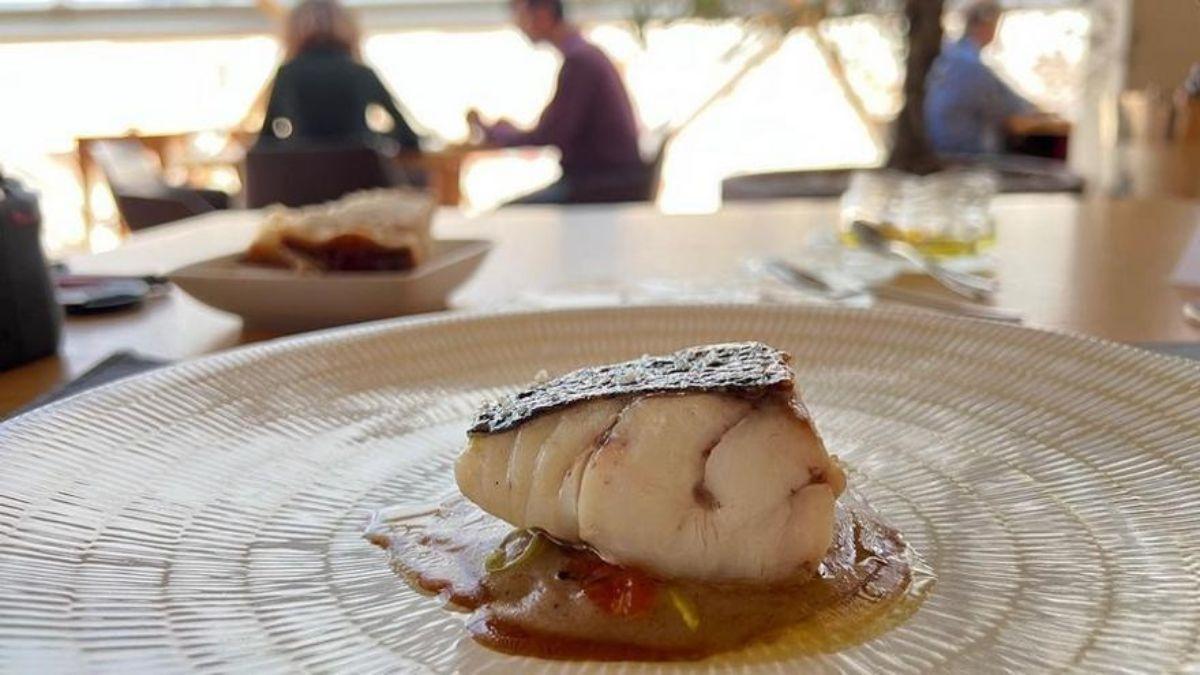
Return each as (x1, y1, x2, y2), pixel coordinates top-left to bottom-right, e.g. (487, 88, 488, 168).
(484, 529, 546, 574)
(667, 587, 700, 631)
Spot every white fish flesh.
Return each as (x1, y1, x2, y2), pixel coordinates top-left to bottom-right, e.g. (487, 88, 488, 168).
(455, 342, 846, 584)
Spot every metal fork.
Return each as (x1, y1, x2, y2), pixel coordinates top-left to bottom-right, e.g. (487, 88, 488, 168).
(761, 258, 1023, 324)
(851, 220, 1000, 301)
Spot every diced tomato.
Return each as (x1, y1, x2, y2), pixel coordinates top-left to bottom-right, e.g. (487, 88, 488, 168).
(564, 551, 658, 616)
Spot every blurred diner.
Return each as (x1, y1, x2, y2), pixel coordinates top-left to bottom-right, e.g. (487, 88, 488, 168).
(238, 0, 429, 208)
(258, 0, 422, 153)
(925, 0, 1069, 158)
(467, 0, 647, 204)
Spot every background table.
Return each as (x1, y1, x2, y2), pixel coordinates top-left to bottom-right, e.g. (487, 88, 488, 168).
(3, 195, 1198, 416)
(77, 132, 478, 234)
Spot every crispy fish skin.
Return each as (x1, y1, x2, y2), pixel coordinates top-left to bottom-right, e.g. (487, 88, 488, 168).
(455, 343, 846, 584)
(470, 342, 797, 435)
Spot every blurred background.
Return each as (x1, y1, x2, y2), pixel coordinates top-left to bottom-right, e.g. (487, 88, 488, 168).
(3, 0, 1200, 415)
(6, 0, 1164, 257)
(0, 0, 1195, 253)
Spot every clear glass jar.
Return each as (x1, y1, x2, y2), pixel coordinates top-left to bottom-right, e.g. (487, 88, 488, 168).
(839, 168, 999, 257)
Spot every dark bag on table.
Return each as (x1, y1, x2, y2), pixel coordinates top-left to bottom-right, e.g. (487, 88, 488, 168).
(0, 169, 61, 372)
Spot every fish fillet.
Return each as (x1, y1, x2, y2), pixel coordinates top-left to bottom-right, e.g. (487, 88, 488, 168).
(454, 342, 846, 583)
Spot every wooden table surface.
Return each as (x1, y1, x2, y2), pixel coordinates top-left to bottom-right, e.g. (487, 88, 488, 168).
(3, 195, 1198, 417)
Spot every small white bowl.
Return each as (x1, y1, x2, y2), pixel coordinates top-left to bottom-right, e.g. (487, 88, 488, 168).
(170, 238, 491, 333)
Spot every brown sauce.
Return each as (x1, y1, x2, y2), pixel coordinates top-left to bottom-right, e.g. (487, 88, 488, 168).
(244, 233, 419, 272)
(279, 233, 419, 272)
(365, 494, 932, 662)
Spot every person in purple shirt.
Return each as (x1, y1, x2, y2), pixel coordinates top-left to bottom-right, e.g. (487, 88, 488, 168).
(467, 0, 647, 204)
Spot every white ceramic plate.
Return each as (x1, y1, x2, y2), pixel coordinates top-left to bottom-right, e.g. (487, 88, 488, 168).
(169, 239, 491, 333)
(2, 305, 1198, 673)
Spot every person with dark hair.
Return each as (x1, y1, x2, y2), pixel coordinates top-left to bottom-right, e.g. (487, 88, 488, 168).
(924, 0, 1064, 156)
(258, 0, 421, 150)
(467, 0, 645, 204)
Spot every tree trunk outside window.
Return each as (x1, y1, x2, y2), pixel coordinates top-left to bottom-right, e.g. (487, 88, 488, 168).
(885, 0, 944, 175)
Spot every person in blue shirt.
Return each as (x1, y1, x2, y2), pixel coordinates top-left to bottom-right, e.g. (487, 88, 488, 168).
(925, 0, 1063, 155)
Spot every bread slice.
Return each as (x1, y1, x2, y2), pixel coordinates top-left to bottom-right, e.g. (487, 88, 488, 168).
(245, 188, 435, 272)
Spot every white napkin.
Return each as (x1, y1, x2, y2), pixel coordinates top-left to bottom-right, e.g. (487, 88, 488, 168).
(1172, 227, 1200, 288)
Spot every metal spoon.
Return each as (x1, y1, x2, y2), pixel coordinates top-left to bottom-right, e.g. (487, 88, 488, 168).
(851, 220, 1000, 301)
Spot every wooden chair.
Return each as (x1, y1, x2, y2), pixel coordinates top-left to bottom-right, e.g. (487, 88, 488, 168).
(90, 140, 230, 231)
(1174, 98, 1200, 142)
(644, 131, 673, 202)
(1120, 89, 1174, 141)
(564, 131, 673, 205)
